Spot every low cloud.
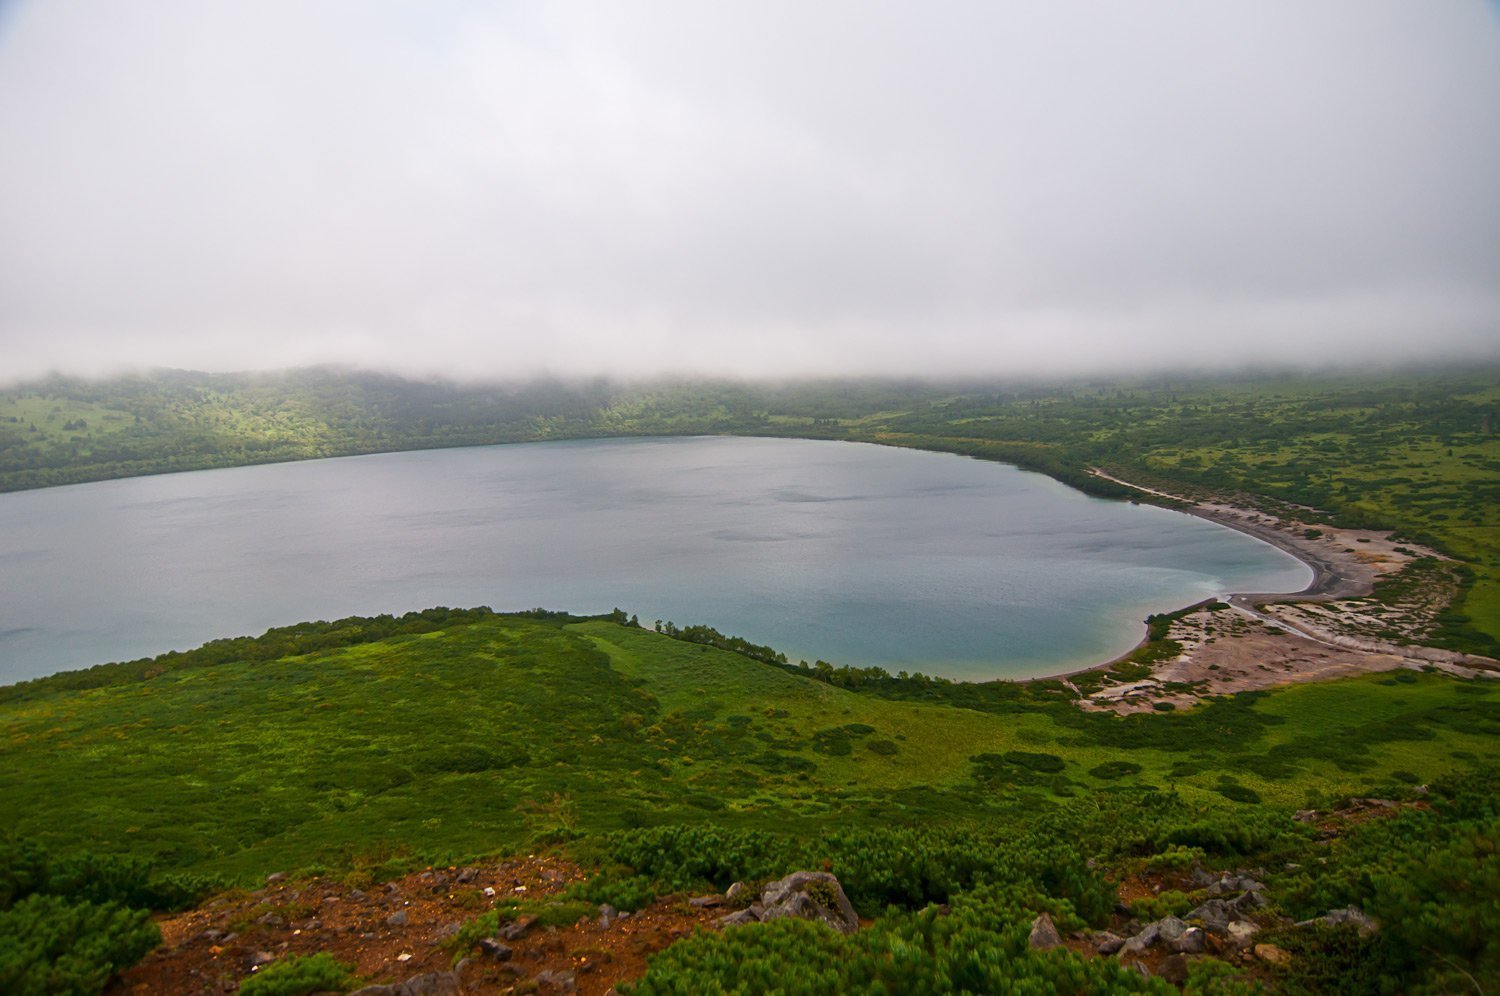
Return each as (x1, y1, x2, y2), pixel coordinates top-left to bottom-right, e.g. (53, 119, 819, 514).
(1, 1, 1497, 382)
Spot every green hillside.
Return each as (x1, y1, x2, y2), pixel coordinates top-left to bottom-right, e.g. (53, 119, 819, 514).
(3, 609, 1498, 991)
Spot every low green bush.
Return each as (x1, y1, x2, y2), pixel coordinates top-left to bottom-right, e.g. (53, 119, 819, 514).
(237, 952, 359, 995)
(0, 895, 160, 996)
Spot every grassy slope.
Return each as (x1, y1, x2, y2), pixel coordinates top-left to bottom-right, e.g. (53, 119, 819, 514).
(3, 614, 1495, 886)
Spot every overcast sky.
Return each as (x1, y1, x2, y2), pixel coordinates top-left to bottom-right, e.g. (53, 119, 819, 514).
(1, 2, 1498, 383)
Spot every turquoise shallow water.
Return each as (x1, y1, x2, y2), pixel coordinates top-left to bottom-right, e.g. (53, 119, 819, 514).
(0, 436, 1310, 684)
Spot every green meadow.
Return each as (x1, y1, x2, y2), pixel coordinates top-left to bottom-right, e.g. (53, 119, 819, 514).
(4, 611, 1496, 882)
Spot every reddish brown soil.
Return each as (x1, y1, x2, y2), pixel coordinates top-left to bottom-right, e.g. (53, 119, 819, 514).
(108, 857, 721, 995)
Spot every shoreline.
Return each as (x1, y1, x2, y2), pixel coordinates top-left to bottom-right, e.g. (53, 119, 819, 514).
(1034, 471, 1346, 685)
(1088, 469, 1362, 601)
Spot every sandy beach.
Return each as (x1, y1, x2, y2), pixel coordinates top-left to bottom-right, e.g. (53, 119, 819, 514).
(1071, 471, 1499, 713)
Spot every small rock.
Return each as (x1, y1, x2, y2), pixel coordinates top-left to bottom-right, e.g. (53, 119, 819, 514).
(689, 895, 724, 909)
(478, 938, 513, 961)
(1297, 905, 1378, 936)
(499, 914, 538, 941)
(1121, 916, 1186, 956)
(1254, 943, 1292, 966)
(256, 912, 286, 928)
(1160, 954, 1191, 986)
(1156, 916, 1188, 944)
(1028, 912, 1062, 951)
(456, 867, 480, 884)
(1293, 810, 1319, 823)
(1226, 921, 1259, 949)
(482, 887, 496, 898)
(1208, 875, 1265, 897)
(716, 906, 762, 927)
(597, 903, 618, 928)
(435, 921, 461, 940)
(1170, 926, 1207, 954)
(247, 951, 276, 969)
(350, 971, 461, 996)
(1186, 899, 1234, 934)
(1231, 890, 1269, 915)
(535, 968, 577, 992)
(1120, 922, 1160, 956)
(349, 889, 369, 901)
(198, 928, 226, 943)
(386, 910, 409, 927)
(1095, 932, 1125, 955)
(726, 881, 748, 903)
(265, 872, 286, 884)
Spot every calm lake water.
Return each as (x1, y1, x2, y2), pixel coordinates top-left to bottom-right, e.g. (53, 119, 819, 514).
(0, 436, 1310, 685)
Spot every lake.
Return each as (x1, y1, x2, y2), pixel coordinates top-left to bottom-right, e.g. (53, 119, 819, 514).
(0, 436, 1311, 685)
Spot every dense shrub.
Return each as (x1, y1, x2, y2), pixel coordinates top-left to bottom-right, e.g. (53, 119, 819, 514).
(1089, 761, 1143, 780)
(626, 884, 1168, 994)
(564, 871, 658, 912)
(0, 895, 160, 996)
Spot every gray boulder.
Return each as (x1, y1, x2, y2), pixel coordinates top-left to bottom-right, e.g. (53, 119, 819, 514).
(1207, 875, 1265, 897)
(1028, 912, 1062, 950)
(1297, 905, 1378, 936)
(1226, 921, 1259, 949)
(759, 872, 859, 935)
(498, 914, 538, 941)
(1185, 898, 1234, 934)
(1095, 932, 1126, 955)
(1120, 916, 1187, 956)
(350, 972, 460, 996)
(534, 968, 577, 992)
(1231, 889, 1269, 914)
(478, 938, 513, 960)
(1169, 926, 1207, 954)
(716, 905, 763, 927)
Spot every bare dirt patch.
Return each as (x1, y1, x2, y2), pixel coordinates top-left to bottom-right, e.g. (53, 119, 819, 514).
(109, 857, 720, 995)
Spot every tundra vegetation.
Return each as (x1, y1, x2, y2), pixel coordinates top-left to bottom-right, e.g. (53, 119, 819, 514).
(1, 366, 1498, 992)
(2, 609, 1498, 992)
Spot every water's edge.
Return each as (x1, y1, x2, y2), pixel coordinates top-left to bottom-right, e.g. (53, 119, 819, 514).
(0, 434, 1316, 686)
